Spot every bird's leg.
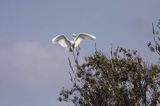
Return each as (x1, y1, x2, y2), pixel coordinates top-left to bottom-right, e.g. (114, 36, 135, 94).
(75, 46, 80, 58)
(72, 48, 76, 60)
(74, 46, 80, 65)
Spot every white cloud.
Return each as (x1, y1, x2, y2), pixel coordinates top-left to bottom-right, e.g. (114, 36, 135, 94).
(0, 41, 72, 94)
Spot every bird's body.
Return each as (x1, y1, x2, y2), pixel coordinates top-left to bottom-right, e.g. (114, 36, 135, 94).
(52, 33, 96, 52)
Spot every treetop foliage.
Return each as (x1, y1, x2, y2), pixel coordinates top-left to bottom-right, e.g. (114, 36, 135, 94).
(58, 20, 160, 106)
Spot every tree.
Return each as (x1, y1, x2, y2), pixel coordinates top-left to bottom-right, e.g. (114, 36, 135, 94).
(58, 46, 160, 106)
(148, 20, 160, 56)
(58, 21, 160, 106)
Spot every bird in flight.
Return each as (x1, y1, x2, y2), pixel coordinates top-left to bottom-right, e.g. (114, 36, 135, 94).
(52, 33, 96, 52)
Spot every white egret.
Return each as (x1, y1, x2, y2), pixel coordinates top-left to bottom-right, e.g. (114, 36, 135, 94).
(52, 33, 96, 52)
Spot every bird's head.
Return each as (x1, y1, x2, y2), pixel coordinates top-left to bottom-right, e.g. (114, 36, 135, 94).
(72, 33, 77, 41)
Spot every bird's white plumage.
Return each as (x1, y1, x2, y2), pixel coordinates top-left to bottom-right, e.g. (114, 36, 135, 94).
(52, 33, 96, 52)
(74, 33, 96, 48)
(52, 35, 71, 48)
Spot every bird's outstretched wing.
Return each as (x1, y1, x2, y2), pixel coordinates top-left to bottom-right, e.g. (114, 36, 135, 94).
(52, 35, 71, 48)
(74, 33, 96, 48)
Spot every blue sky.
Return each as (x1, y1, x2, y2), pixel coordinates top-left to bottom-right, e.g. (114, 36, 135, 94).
(0, 0, 160, 106)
